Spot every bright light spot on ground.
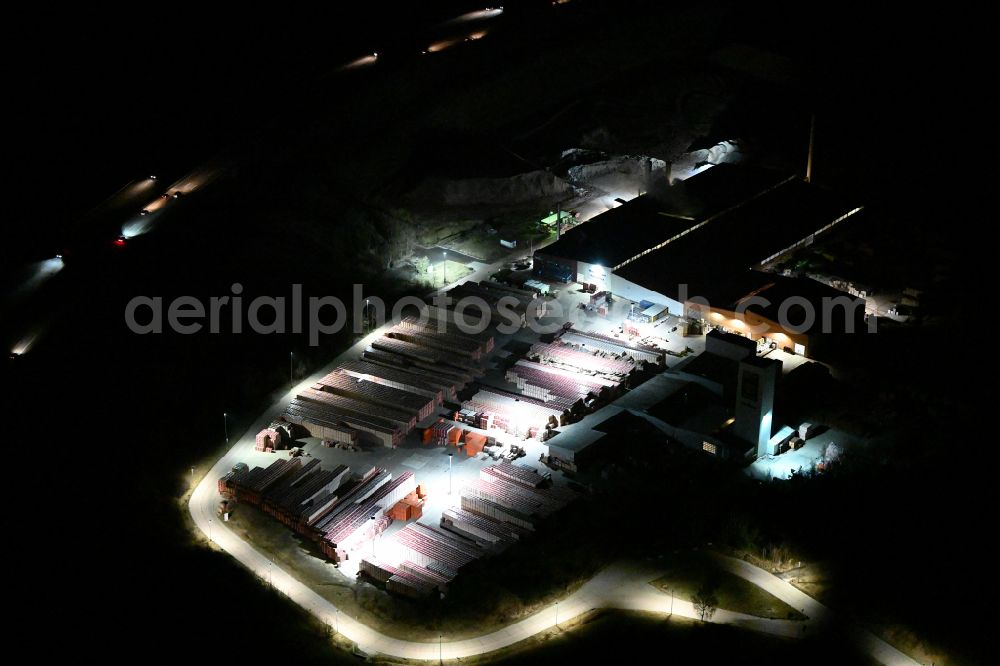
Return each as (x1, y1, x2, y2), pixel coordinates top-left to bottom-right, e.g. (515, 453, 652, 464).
(11, 328, 42, 355)
(448, 7, 504, 24)
(427, 38, 461, 53)
(341, 54, 378, 70)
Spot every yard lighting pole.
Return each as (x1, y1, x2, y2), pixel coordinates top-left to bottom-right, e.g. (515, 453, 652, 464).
(442, 251, 447, 286)
(223, 412, 229, 444)
(371, 515, 377, 557)
(290, 351, 294, 383)
(439, 633, 443, 664)
(190, 466, 195, 483)
(555, 601, 559, 627)
(448, 453, 453, 495)
(335, 609, 340, 634)
(208, 518, 213, 542)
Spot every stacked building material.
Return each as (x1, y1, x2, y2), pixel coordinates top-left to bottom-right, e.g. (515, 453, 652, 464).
(370, 336, 479, 371)
(321, 471, 417, 551)
(261, 462, 351, 529)
(356, 557, 438, 599)
(562, 328, 665, 365)
(285, 397, 401, 448)
(462, 387, 563, 436)
(482, 460, 550, 489)
(360, 350, 464, 398)
(315, 370, 436, 421)
(386, 491, 424, 521)
(389, 522, 483, 572)
(507, 359, 617, 404)
(308, 467, 390, 531)
(440, 507, 525, 550)
(387, 573, 436, 599)
(445, 281, 544, 326)
(359, 557, 399, 584)
(427, 421, 453, 446)
(464, 477, 556, 520)
(460, 493, 536, 530)
(464, 431, 487, 457)
(219, 460, 356, 532)
(399, 560, 451, 591)
(363, 348, 476, 389)
(397, 314, 494, 353)
(387, 327, 483, 360)
(255, 422, 290, 452)
(340, 360, 446, 405)
(299, 387, 417, 433)
(529, 342, 634, 378)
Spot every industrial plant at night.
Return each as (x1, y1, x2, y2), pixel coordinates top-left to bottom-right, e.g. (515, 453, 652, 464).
(3, 2, 979, 665)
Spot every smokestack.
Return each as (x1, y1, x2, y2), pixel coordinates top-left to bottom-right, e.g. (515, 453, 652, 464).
(805, 114, 815, 183)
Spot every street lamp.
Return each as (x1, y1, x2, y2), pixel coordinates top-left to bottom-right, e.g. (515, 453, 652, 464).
(290, 351, 294, 383)
(442, 250, 447, 286)
(190, 466, 195, 484)
(555, 601, 559, 627)
(267, 560, 273, 586)
(208, 518, 213, 542)
(223, 412, 228, 444)
(370, 514, 377, 557)
(335, 609, 340, 634)
(439, 633, 443, 664)
(448, 453, 453, 495)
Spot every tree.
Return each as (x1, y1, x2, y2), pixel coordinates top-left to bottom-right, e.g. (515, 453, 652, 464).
(691, 582, 719, 622)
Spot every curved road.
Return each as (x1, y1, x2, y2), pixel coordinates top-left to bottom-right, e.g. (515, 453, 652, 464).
(188, 352, 917, 664)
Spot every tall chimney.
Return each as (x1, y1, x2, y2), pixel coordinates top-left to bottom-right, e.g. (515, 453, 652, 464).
(805, 114, 815, 183)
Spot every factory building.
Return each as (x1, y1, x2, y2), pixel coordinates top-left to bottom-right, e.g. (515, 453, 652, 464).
(533, 164, 865, 358)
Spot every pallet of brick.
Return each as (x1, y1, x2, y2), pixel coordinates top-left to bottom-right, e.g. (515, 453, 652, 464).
(391, 522, 482, 572)
(285, 398, 401, 447)
(396, 315, 494, 355)
(340, 360, 446, 405)
(387, 574, 435, 599)
(410, 312, 495, 353)
(460, 493, 536, 531)
(387, 328, 482, 360)
(530, 342, 634, 378)
(398, 561, 450, 591)
(309, 468, 389, 530)
(316, 371, 436, 421)
(298, 388, 417, 433)
(464, 432, 486, 457)
(440, 507, 523, 550)
(359, 557, 399, 584)
(371, 336, 479, 371)
(255, 427, 279, 452)
(483, 460, 549, 488)
(562, 328, 665, 365)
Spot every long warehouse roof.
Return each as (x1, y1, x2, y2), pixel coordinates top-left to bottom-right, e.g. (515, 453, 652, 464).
(614, 178, 859, 304)
(537, 164, 791, 268)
